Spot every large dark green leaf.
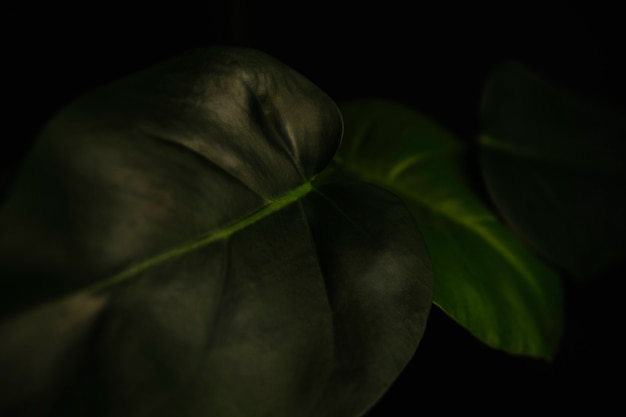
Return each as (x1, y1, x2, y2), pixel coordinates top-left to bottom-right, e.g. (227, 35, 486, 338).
(334, 99, 563, 359)
(0, 47, 433, 417)
(480, 61, 626, 279)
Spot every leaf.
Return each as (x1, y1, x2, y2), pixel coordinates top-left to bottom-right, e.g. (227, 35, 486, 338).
(334, 98, 563, 359)
(480, 61, 626, 279)
(0, 47, 433, 417)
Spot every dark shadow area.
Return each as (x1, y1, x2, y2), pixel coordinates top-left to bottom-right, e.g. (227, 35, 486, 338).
(367, 260, 625, 413)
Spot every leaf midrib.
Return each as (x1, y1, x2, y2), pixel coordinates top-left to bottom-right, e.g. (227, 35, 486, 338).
(479, 134, 625, 175)
(335, 160, 537, 284)
(86, 181, 314, 295)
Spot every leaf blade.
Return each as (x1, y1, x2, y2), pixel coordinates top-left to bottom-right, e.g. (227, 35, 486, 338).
(480, 60, 626, 279)
(335, 98, 564, 359)
(0, 48, 433, 417)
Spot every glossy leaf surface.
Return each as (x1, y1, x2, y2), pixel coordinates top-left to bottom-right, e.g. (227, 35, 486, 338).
(480, 61, 626, 279)
(335, 99, 563, 359)
(0, 48, 433, 417)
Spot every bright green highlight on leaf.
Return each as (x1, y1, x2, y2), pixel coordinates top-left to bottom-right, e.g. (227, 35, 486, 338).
(89, 181, 314, 295)
(334, 98, 564, 359)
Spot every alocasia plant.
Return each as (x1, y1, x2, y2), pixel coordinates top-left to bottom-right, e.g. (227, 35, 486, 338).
(0, 47, 433, 417)
(3, 45, 619, 417)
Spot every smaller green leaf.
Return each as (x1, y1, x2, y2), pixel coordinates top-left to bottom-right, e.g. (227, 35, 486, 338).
(334, 98, 563, 359)
(480, 60, 626, 279)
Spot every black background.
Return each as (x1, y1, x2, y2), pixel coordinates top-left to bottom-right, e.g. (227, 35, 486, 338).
(4, 0, 625, 413)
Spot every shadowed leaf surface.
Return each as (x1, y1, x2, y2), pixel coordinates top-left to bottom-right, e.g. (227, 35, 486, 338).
(334, 98, 563, 359)
(480, 61, 626, 279)
(0, 48, 433, 417)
